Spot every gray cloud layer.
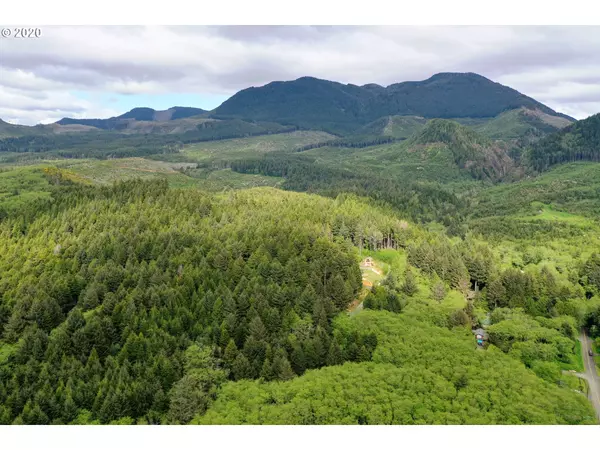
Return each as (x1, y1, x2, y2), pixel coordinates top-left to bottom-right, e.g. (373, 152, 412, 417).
(1, 26, 599, 124)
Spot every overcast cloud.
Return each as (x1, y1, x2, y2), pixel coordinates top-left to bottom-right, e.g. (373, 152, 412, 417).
(1, 25, 599, 125)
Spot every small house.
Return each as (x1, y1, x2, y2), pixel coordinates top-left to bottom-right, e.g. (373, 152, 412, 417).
(362, 257, 374, 267)
(472, 328, 488, 346)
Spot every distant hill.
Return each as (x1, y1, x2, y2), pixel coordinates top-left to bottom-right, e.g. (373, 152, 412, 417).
(527, 113, 600, 172)
(0, 118, 99, 138)
(470, 107, 574, 141)
(0, 119, 41, 138)
(213, 73, 573, 134)
(56, 106, 207, 130)
(407, 119, 514, 180)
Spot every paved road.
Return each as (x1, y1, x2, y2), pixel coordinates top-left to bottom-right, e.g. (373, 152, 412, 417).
(579, 330, 600, 421)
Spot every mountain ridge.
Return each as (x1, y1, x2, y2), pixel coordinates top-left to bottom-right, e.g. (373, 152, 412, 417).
(55, 106, 208, 130)
(213, 72, 574, 134)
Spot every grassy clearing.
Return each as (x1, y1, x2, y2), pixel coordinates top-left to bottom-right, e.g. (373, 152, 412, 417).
(359, 257, 387, 287)
(184, 168, 283, 191)
(183, 130, 335, 164)
(560, 373, 589, 396)
(517, 202, 595, 226)
(366, 248, 467, 313)
(348, 255, 388, 314)
(60, 158, 285, 192)
(368, 248, 407, 272)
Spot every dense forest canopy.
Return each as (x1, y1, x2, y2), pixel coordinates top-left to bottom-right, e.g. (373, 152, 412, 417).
(214, 73, 570, 134)
(0, 70, 599, 426)
(0, 179, 428, 424)
(197, 311, 596, 425)
(0, 171, 598, 425)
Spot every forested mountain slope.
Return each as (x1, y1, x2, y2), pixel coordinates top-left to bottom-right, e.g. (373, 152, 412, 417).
(213, 73, 572, 134)
(407, 119, 514, 180)
(0, 179, 421, 424)
(527, 113, 600, 171)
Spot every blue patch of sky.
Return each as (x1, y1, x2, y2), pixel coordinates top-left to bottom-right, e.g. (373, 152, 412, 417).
(72, 91, 229, 117)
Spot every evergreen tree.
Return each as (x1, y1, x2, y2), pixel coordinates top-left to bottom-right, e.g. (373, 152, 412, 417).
(232, 354, 252, 381)
(431, 280, 447, 303)
(401, 267, 418, 296)
(326, 340, 344, 366)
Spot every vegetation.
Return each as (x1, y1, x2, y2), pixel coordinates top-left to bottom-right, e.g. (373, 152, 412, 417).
(0, 71, 599, 426)
(356, 115, 428, 139)
(0, 120, 297, 159)
(214, 73, 569, 134)
(0, 180, 434, 424)
(408, 119, 513, 180)
(196, 311, 595, 424)
(56, 106, 207, 130)
(470, 107, 573, 141)
(528, 113, 600, 171)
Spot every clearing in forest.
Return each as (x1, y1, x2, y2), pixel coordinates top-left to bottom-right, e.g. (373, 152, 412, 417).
(348, 257, 387, 314)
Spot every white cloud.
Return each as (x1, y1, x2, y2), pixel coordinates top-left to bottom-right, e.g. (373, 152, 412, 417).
(1, 26, 599, 124)
(0, 84, 120, 124)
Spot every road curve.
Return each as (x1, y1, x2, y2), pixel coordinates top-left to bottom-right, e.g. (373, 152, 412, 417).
(579, 330, 600, 421)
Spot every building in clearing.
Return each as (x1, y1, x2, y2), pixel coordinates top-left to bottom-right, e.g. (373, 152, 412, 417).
(472, 328, 488, 346)
(362, 257, 374, 267)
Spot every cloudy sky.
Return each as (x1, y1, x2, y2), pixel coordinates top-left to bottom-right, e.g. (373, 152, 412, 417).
(1, 25, 599, 125)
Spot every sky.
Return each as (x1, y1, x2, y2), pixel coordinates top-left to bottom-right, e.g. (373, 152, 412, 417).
(1, 25, 599, 125)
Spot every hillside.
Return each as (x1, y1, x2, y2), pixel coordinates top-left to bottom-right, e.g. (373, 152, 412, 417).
(0, 119, 297, 159)
(406, 119, 514, 180)
(0, 119, 101, 138)
(470, 107, 574, 141)
(357, 115, 428, 139)
(56, 106, 207, 130)
(1, 174, 598, 425)
(527, 113, 600, 171)
(213, 73, 572, 134)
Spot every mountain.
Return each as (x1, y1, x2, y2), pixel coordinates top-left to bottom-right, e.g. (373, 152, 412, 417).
(407, 119, 514, 180)
(214, 76, 374, 134)
(56, 106, 207, 130)
(213, 73, 573, 134)
(527, 112, 600, 171)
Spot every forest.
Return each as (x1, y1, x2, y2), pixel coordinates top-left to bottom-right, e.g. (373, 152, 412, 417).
(528, 113, 600, 171)
(0, 167, 598, 424)
(1, 73, 599, 425)
(0, 120, 296, 159)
